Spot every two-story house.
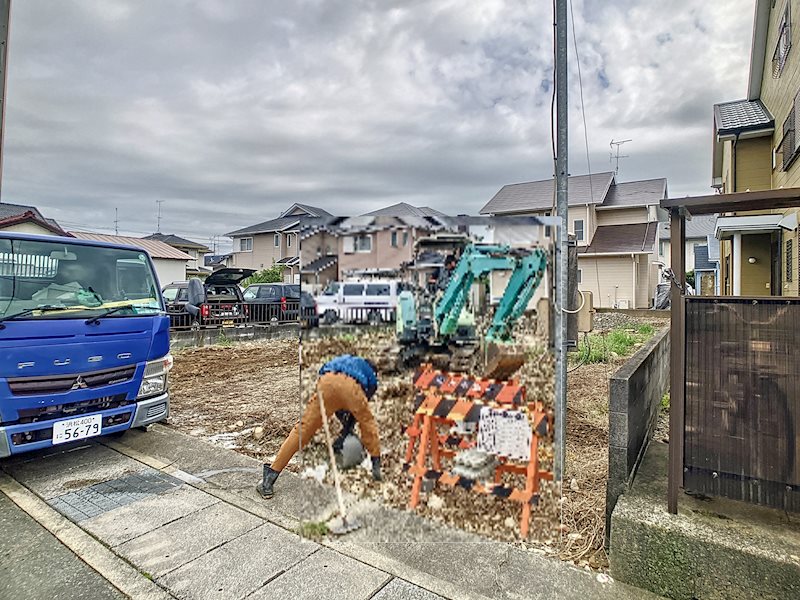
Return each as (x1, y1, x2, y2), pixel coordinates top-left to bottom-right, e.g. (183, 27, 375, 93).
(711, 0, 800, 296)
(226, 204, 332, 284)
(297, 203, 448, 290)
(143, 233, 211, 279)
(480, 172, 667, 308)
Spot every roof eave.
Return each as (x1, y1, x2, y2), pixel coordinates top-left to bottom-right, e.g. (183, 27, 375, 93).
(747, 0, 771, 101)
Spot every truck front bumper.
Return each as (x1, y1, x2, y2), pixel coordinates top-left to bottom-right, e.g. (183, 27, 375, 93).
(0, 392, 169, 459)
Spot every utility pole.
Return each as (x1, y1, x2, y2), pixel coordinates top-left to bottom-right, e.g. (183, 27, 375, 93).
(554, 0, 568, 484)
(156, 200, 164, 233)
(0, 1, 12, 202)
(114, 208, 119, 235)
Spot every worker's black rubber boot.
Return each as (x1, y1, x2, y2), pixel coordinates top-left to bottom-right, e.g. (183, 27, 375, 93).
(371, 456, 382, 481)
(256, 465, 280, 499)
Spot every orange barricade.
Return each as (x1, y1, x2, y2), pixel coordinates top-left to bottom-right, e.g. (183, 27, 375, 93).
(404, 364, 552, 538)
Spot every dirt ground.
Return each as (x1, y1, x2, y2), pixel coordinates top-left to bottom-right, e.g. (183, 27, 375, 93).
(167, 339, 300, 462)
(166, 311, 669, 571)
(562, 313, 669, 567)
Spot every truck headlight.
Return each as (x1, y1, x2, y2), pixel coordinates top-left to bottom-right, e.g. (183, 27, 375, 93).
(137, 354, 173, 399)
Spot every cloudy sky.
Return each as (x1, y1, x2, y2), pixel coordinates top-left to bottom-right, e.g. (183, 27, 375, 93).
(3, 0, 753, 249)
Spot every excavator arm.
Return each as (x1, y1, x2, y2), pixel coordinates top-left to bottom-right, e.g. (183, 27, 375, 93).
(485, 248, 548, 342)
(434, 245, 546, 341)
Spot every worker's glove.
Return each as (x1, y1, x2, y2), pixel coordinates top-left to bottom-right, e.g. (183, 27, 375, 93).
(371, 456, 382, 481)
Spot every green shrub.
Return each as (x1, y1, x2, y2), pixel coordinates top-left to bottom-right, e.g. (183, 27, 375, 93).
(242, 265, 286, 287)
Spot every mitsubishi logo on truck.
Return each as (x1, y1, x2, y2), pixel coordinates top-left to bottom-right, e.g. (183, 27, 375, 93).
(71, 376, 88, 390)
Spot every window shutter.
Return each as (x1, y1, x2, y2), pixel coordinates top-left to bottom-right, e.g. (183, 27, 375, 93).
(343, 236, 355, 254)
(794, 91, 800, 152)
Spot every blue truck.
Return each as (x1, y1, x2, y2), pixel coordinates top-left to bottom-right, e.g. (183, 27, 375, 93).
(0, 231, 174, 457)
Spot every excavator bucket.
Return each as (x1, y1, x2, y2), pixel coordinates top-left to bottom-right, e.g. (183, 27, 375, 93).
(483, 343, 526, 380)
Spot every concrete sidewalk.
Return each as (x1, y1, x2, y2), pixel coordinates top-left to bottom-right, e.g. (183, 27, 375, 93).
(0, 426, 659, 599)
(0, 491, 124, 600)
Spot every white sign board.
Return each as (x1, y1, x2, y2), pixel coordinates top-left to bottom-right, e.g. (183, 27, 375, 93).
(477, 407, 532, 462)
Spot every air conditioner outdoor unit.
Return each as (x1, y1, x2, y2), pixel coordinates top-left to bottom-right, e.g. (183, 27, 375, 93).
(617, 299, 630, 309)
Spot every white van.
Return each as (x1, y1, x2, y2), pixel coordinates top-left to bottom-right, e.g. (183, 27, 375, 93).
(316, 280, 402, 324)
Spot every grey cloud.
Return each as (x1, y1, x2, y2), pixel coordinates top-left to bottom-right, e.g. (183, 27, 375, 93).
(3, 0, 753, 247)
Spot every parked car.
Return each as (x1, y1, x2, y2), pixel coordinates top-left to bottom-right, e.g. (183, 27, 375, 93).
(315, 280, 402, 325)
(242, 283, 301, 323)
(163, 268, 255, 327)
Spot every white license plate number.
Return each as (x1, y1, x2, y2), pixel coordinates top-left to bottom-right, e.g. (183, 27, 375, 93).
(52, 414, 103, 445)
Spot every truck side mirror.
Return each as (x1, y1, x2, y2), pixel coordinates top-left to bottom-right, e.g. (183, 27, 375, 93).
(185, 278, 205, 316)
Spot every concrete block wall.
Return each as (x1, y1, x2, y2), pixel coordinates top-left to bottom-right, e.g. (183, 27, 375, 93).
(605, 327, 670, 546)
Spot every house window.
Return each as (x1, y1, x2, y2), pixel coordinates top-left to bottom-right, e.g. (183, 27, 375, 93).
(577, 268, 582, 284)
(391, 231, 398, 247)
(659, 240, 665, 256)
(574, 219, 585, 242)
(403, 231, 409, 246)
(239, 237, 253, 252)
(773, 3, 792, 78)
(286, 234, 293, 248)
(787, 238, 794, 283)
(355, 234, 372, 252)
(274, 233, 280, 248)
(778, 94, 800, 171)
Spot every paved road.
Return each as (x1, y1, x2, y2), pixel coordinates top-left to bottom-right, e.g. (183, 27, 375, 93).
(0, 491, 124, 600)
(0, 427, 659, 600)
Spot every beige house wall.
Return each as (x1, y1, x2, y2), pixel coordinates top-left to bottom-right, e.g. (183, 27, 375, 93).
(578, 255, 639, 309)
(735, 137, 773, 191)
(635, 253, 654, 308)
(740, 233, 773, 295)
(0, 222, 59, 236)
(761, 0, 800, 189)
(231, 230, 299, 271)
(596, 207, 649, 227)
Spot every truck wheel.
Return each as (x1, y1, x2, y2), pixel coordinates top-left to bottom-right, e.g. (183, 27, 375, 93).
(323, 310, 338, 325)
(368, 310, 381, 326)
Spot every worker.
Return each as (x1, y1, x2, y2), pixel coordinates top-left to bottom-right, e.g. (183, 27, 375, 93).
(257, 354, 382, 499)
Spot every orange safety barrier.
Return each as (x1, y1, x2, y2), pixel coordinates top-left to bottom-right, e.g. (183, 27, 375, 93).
(404, 364, 552, 538)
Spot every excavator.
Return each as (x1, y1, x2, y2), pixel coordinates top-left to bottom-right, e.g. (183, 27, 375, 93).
(395, 241, 548, 372)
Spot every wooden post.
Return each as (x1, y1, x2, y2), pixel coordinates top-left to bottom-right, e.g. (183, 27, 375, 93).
(668, 208, 686, 514)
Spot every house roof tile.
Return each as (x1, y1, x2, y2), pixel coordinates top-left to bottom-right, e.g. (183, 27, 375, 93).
(600, 178, 667, 208)
(659, 213, 717, 240)
(69, 231, 192, 260)
(480, 172, 615, 214)
(226, 216, 300, 237)
(578, 222, 658, 254)
(364, 202, 447, 217)
(144, 232, 211, 252)
(694, 245, 715, 271)
(713, 99, 774, 135)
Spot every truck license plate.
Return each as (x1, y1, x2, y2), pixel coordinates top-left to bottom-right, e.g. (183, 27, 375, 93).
(52, 414, 102, 445)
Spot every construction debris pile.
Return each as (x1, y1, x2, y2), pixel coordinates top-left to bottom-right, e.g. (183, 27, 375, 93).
(300, 329, 562, 548)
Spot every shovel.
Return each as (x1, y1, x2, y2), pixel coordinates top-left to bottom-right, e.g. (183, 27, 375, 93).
(317, 384, 361, 535)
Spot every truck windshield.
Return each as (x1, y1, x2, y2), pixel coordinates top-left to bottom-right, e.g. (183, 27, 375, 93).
(0, 237, 163, 320)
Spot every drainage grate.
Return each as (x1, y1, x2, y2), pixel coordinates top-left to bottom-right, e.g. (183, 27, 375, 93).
(48, 470, 183, 522)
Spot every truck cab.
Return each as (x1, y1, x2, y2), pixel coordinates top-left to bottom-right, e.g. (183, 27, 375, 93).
(0, 232, 173, 457)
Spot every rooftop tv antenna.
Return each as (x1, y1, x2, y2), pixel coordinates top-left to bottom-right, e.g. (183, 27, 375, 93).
(156, 200, 164, 232)
(609, 138, 631, 176)
(114, 208, 119, 235)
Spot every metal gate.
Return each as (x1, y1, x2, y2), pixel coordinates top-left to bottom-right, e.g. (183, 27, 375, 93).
(684, 297, 800, 512)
